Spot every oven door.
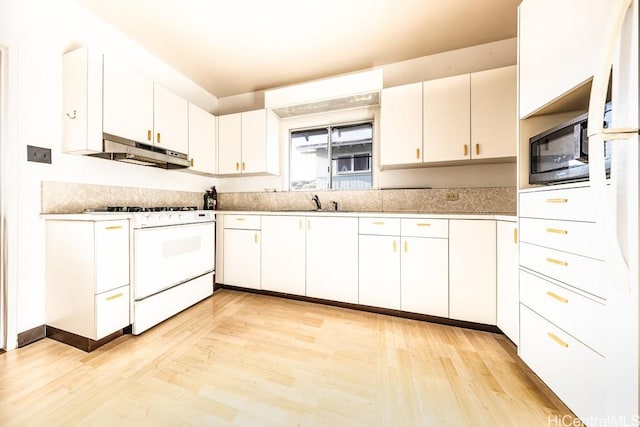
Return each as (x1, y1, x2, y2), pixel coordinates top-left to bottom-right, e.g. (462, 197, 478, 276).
(133, 222, 215, 300)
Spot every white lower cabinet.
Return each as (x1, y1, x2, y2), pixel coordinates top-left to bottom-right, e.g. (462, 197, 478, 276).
(261, 215, 306, 295)
(449, 220, 497, 324)
(496, 220, 519, 345)
(519, 305, 605, 420)
(223, 215, 261, 290)
(358, 234, 401, 309)
(306, 216, 359, 304)
(400, 236, 449, 317)
(45, 218, 130, 341)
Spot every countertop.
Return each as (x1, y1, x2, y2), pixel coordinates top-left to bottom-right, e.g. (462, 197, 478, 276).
(215, 210, 516, 220)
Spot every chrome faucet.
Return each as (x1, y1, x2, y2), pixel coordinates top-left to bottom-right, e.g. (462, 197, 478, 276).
(312, 194, 321, 210)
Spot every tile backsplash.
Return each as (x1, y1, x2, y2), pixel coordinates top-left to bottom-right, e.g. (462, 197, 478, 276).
(41, 181, 203, 214)
(218, 187, 516, 214)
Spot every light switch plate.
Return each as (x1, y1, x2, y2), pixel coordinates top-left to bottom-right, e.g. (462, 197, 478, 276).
(445, 192, 459, 201)
(27, 145, 52, 164)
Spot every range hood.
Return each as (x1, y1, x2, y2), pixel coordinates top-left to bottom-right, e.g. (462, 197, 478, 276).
(89, 133, 190, 169)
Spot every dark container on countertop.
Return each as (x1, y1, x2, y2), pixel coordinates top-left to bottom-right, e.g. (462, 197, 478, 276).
(203, 186, 217, 210)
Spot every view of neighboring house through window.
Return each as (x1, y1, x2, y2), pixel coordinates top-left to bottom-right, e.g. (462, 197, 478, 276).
(290, 122, 373, 190)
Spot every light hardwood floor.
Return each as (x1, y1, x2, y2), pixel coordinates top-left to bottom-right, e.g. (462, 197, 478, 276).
(0, 289, 578, 426)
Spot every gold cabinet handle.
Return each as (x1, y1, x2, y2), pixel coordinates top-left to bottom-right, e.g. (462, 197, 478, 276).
(190, 158, 194, 167)
(393, 240, 397, 252)
(106, 292, 124, 301)
(546, 291, 569, 304)
(372, 221, 385, 225)
(404, 241, 408, 253)
(307, 219, 311, 230)
(547, 332, 569, 348)
(415, 148, 420, 159)
(105, 225, 123, 230)
(416, 223, 431, 227)
(147, 130, 152, 141)
(242, 162, 246, 171)
(475, 143, 480, 155)
(254, 233, 259, 244)
(299, 219, 303, 230)
(546, 228, 568, 235)
(463, 144, 468, 156)
(546, 257, 568, 267)
(235, 162, 240, 171)
(156, 132, 161, 144)
(546, 198, 568, 203)
(513, 227, 518, 244)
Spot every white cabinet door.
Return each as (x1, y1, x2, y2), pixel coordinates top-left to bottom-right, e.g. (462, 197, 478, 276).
(358, 235, 400, 309)
(518, 0, 612, 118)
(223, 228, 261, 289)
(449, 220, 496, 324)
(241, 109, 267, 174)
(153, 83, 188, 153)
(94, 220, 130, 294)
(400, 237, 449, 318)
(423, 74, 470, 162)
(188, 103, 216, 174)
(261, 216, 306, 295)
(380, 83, 423, 166)
(470, 66, 517, 159)
(496, 221, 519, 344)
(218, 113, 242, 174)
(103, 56, 153, 144)
(306, 216, 358, 304)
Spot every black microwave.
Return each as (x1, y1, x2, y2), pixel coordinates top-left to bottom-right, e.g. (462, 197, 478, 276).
(529, 108, 611, 185)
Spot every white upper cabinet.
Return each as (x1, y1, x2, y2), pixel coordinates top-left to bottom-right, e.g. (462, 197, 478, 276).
(423, 73, 471, 162)
(470, 66, 517, 159)
(103, 55, 154, 145)
(380, 82, 423, 166)
(153, 83, 188, 153)
(519, 0, 612, 117)
(188, 103, 217, 175)
(217, 109, 280, 175)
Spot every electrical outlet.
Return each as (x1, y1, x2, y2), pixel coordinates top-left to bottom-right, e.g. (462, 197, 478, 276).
(445, 192, 459, 201)
(27, 145, 52, 164)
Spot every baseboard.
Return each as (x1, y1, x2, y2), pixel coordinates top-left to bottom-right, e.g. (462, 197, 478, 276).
(17, 325, 46, 347)
(46, 326, 124, 352)
(219, 285, 502, 334)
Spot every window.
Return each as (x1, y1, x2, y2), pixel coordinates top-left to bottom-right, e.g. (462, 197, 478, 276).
(290, 122, 373, 190)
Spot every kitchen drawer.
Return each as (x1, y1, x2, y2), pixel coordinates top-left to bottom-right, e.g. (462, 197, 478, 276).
(519, 186, 595, 222)
(520, 269, 605, 355)
(95, 285, 130, 340)
(94, 219, 130, 294)
(520, 242, 606, 299)
(223, 214, 261, 230)
(519, 305, 605, 421)
(519, 217, 603, 260)
(401, 218, 448, 238)
(359, 217, 400, 236)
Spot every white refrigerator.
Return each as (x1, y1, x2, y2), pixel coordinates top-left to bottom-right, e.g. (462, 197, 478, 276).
(588, 0, 640, 421)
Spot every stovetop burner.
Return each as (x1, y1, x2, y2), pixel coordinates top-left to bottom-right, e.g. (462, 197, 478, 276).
(105, 206, 198, 212)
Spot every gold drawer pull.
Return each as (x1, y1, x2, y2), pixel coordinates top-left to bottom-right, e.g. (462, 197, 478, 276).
(475, 143, 480, 155)
(547, 332, 569, 348)
(513, 227, 518, 244)
(416, 223, 431, 227)
(546, 291, 568, 304)
(235, 218, 245, 221)
(546, 228, 568, 235)
(546, 198, 568, 203)
(106, 292, 124, 301)
(105, 225, 123, 230)
(372, 221, 385, 225)
(546, 257, 568, 267)
(415, 148, 420, 159)
(463, 144, 468, 156)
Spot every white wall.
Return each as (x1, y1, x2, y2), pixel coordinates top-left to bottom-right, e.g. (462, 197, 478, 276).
(0, 0, 220, 347)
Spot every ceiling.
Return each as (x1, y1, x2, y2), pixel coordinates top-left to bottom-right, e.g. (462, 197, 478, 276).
(75, 0, 521, 99)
